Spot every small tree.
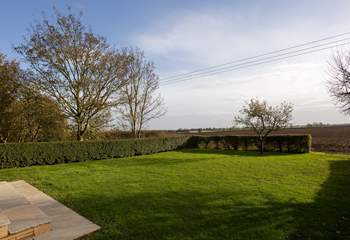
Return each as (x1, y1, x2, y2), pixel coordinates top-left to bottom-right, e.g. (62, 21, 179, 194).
(118, 48, 166, 138)
(15, 8, 128, 141)
(234, 98, 293, 154)
(328, 51, 350, 115)
(0, 52, 68, 143)
(12, 87, 68, 142)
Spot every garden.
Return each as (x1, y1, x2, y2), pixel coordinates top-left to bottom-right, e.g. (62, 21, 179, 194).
(0, 135, 349, 239)
(1, 5, 350, 240)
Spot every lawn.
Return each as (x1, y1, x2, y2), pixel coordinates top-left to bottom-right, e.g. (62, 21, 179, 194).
(0, 149, 349, 240)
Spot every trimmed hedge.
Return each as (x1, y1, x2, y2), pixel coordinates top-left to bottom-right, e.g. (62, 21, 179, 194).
(0, 135, 311, 169)
(186, 135, 311, 153)
(0, 136, 189, 169)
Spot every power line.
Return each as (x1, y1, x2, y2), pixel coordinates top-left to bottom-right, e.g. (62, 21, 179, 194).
(161, 31, 350, 81)
(160, 31, 350, 84)
(161, 41, 350, 86)
(160, 37, 350, 84)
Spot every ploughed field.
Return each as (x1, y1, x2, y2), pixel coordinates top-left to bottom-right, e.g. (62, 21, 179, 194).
(0, 150, 349, 239)
(190, 125, 350, 152)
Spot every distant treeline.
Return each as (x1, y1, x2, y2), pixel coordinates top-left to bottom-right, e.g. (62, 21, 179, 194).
(175, 123, 350, 133)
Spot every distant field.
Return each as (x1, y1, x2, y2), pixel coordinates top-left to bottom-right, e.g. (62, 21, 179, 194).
(185, 125, 350, 152)
(0, 150, 349, 239)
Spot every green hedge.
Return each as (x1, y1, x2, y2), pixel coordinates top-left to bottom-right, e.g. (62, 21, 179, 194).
(186, 135, 311, 153)
(0, 136, 189, 169)
(0, 135, 311, 169)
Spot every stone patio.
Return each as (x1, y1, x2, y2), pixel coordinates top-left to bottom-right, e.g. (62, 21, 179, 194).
(0, 181, 100, 240)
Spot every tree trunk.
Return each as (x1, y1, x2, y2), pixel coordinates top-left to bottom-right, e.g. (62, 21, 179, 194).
(76, 132, 83, 141)
(131, 120, 138, 138)
(136, 123, 143, 139)
(76, 118, 85, 141)
(259, 137, 264, 155)
(138, 129, 142, 138)
(76, 125, 83, 141)
(131, 127, 137, 138)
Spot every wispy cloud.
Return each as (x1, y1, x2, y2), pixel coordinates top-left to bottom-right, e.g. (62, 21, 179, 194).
(132, 4, 350, 129)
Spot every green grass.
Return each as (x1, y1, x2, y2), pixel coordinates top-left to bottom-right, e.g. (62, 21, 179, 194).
(0, 149, 349, 240)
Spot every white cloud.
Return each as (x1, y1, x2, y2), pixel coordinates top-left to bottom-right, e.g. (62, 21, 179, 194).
(135, 8, 347, 70)
(132, 6, 350, 129)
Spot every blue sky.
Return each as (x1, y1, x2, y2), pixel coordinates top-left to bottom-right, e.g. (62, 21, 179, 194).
(1, 0, 350, 129)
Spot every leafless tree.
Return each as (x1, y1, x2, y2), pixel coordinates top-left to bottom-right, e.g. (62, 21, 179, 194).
(118, 48, 166, 138)
(234, 98, 293, 154)
(15, 8, 128, 141)
(328, 51, 350, 115)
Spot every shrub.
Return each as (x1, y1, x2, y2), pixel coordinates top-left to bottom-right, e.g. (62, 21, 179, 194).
(0, 135, 311, 169)
(0, 136, 189, 169)
(207, 140, 217, 149)
(197, 141, 207, 149)
(186, 135, 311, 153)
(217, 140, 226, 150)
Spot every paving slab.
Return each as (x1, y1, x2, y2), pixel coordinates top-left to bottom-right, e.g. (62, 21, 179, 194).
(3, 205, 51, 234)
(0, 183, 30, 210)
(6, 181, 100, 240)
(0, 182, 21, 200)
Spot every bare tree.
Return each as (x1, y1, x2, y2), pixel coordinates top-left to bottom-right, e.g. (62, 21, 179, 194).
(15, 8, 128, 141)
(118, 48, 166, 138)
(328, 51, 350, 115)
(234, 98, 293, 154)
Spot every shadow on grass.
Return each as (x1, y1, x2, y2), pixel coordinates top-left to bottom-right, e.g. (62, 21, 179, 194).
(74, 158, 350, 240)
(179, 148, 296, 157)
(289, 159, 350, 239)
